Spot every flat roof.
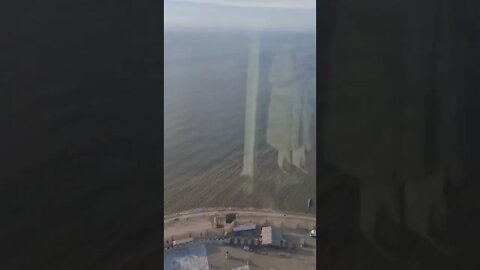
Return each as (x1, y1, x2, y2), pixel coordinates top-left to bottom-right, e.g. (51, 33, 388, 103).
(233, 223, 257, 232)
(261, 226, 283, 246)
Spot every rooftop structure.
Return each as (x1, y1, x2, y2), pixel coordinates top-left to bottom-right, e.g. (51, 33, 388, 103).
(233, 223, 257, 232)
(261, 226, 284, 247)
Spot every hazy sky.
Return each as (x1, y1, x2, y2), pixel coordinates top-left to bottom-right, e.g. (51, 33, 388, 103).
(164, 0, 316, 32)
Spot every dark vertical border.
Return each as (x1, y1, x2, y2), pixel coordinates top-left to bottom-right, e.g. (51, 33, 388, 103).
(316, 0, 339, 268)
(1, 1, 164, 269)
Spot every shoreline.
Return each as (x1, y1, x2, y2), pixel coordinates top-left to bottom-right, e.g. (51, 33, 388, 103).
(164, 207, 316, 221)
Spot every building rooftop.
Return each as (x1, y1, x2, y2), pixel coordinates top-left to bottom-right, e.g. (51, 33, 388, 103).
(261, 226, 284, 246)
(233, 223, 257, 232)
(164, 243, 210, 270)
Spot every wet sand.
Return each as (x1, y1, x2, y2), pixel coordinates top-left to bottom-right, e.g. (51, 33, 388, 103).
(164, 147, 316, 216)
